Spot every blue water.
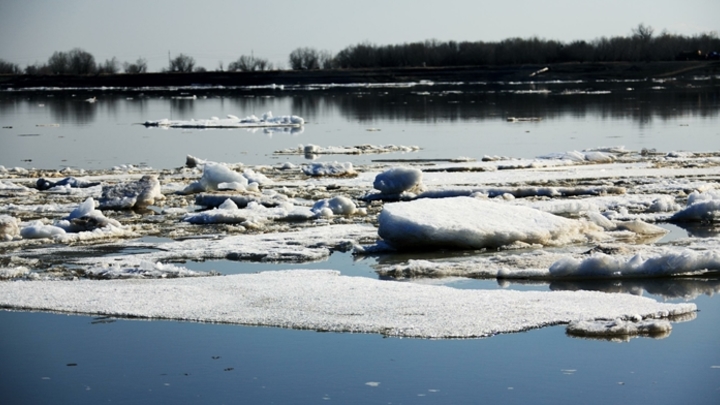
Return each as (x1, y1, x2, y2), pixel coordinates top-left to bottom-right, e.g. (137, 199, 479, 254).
(1, 293, 719, 405)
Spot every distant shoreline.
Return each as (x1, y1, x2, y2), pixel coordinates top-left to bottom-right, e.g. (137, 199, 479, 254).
(1, 61, 718, 90)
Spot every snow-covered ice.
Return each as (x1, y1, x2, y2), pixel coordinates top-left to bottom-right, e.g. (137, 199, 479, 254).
(0, 270, 695, 338)
(377, 196, 604, 250)
(143, 112, 304, 129)
(99, 175, 163, 209)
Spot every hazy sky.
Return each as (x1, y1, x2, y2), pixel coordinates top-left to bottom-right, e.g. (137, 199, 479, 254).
(1, 0, 718, 72)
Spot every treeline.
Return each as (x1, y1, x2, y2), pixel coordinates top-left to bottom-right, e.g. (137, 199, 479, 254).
(2, 25, 719, 75)
(324, 25, 720, 69)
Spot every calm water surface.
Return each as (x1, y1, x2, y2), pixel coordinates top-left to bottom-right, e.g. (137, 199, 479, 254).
(1, 81, 718, 170)
(1, 83, 720, 403)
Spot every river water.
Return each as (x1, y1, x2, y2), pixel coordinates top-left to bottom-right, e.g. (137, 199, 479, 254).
(1, 80, 719, 404)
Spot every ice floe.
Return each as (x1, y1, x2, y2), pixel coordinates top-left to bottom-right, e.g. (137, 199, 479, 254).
(377, 196, 604, 250)
(302, 161, 357, 177)
(275, 144, 420, 156)
(0, 270, 695, 339)
(180, 162, 269, 194)
(143, 112, 304, 129)
(0, 215, 20, 241)
(670, 190, 720, 222)
(99, 175, 164, 209)
(36, 176, 100, 191)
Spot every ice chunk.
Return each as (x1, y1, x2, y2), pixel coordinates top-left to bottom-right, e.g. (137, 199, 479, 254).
(373, 167, 423, 194)
(20, 221, 66, 239)
(311, 196, 357, 217)
(0, 215, 20, 241)
(378, 196, 603, 250)
(670, 190, 720, 222)
(549, 250, 720, 278)
(99, 175, 164, 209)
(567, 318, 672, 339)
(36, 177, 100, 191)
(181, 162, 247, 194)
(302, 162, 356, 177)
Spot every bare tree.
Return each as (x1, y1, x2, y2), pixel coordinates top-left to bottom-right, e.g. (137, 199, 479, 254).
(227, 55, 273, 71)
(97, 57, 119, 74)
(47, 51, 70, 74)
(0, 59, 21, 74)
(632, 24, 655, 42)
(166, 54, 195, 73)
(123, 58, 148, 74)
(289, 47, 322, 70)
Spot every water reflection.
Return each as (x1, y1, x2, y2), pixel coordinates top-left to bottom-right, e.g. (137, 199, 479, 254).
(1, 82, 716, 126)
(547, 277, 720, 300)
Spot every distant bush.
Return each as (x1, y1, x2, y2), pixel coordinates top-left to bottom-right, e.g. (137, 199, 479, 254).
(227, 55, 273, 71)
(123, 58, 148, 74)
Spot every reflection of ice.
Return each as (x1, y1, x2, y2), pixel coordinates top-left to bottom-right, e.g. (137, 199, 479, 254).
(549, 277, 720, 300)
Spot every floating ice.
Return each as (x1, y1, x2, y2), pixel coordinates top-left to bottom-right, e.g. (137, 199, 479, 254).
(540, 150, 615, 163)
(183, 200, 313, 225)
(36, 177, 100, 191)
(670, 190, 720, 222)
(99, 175, 164, 209)
(181, 162, 272, 195)
(311, 196, 357, 217)
(373, 167, 424, 194)
(79, 259, 217, 279)
(0, 270, 695, 339)
(275, 144, 420, 156)
(302, 162, 357, 177)
(0, 215, 20, 241)
(378, 196, 604, 250)
(549, 250, 720, 278)
(143, 112, 304, 129)
(567, 318, 673, 339)
(20, 220, 66, 239)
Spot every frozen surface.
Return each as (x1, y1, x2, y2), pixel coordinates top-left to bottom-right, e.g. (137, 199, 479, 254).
(0, 270, 695, 338)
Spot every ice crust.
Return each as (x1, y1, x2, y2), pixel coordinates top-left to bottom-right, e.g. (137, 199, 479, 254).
(0, 270, 695, 339)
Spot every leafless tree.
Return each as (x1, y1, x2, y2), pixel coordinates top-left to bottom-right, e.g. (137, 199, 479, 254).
(123, 58, 148, 74)
(166, 54, 195, 73)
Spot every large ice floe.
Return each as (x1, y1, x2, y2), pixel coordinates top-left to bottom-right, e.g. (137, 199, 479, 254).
(143, 112, 304, 129)
(0, 270, 695, 338)
(377, 196, 604, 250)
(2, 146, 720, 339)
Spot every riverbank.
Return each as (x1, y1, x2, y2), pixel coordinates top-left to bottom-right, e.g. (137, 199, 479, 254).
(1, 61, 718, 90)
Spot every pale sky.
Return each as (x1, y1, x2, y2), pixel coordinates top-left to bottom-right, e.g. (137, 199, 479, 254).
(1, 0, 718, 72)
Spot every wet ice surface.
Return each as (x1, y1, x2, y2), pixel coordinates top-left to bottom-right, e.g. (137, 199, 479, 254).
(1, 146, 720, 338)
